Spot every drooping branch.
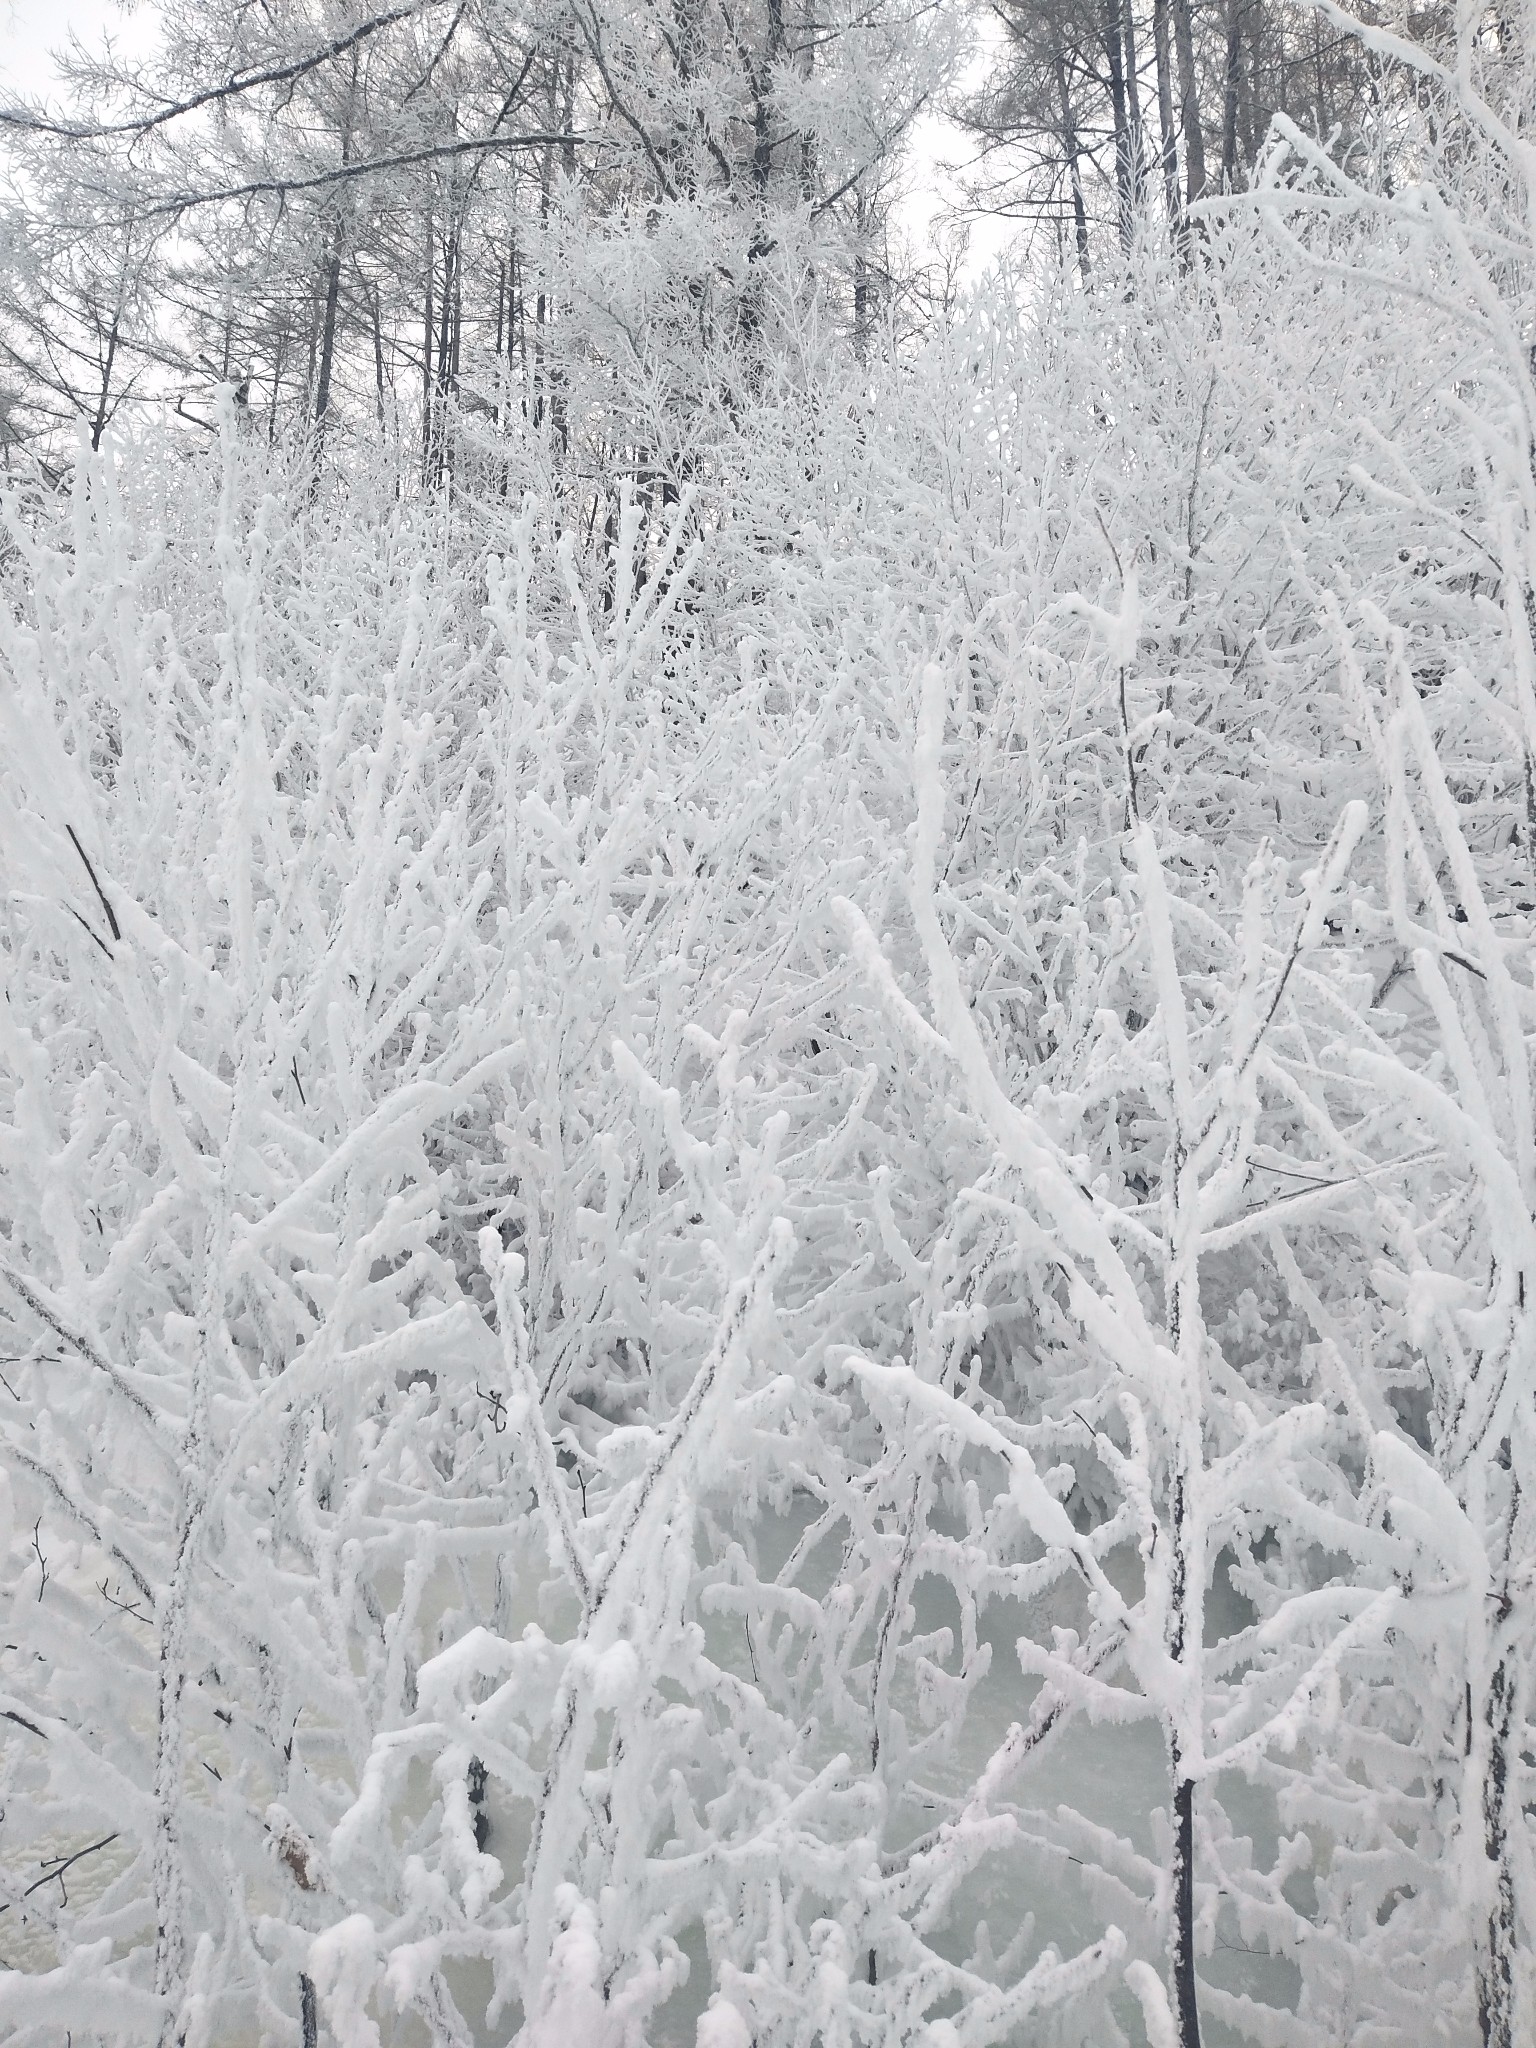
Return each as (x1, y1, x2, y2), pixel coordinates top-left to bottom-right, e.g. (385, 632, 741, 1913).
(0, 3, 433, 141)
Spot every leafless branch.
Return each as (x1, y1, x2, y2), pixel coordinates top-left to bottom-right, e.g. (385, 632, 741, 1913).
(64, 823, 121, 942)
(0, 5, 430, 141)
(129, 129, 603, 219)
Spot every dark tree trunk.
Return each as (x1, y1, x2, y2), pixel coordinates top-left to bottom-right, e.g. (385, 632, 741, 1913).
(422, 207, 435, 469)
(1172, 0, 1206, 210)
(1167, 1452, 1202, 2048)
(753, 0, 785, 191)
(431, 222, 456, 477)
(1053, 44, 1092, 284)
(1154, 0, 1182, 230)
(1104, 0, 1134, 247)
(312, 226, 344, 430)
(1170, 1768, 1202, 2046)
(370, 283, 386, 429)
(267, 322, 289, 444)
(1122, 0, 1145, 211)
(1478, 1634, 1518, 2048)
(1219, 0, 1243, 189)
(797, 0, 817, 198)
(547, 47, 576, 459)
(90, 311, 120, 451)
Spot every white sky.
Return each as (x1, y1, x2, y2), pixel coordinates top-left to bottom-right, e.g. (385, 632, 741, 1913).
(1, 0, 1014, 278)
(3, 0, 155, 99)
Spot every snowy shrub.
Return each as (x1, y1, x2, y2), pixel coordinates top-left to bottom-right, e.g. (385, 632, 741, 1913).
(0, 118, 1533, 2048)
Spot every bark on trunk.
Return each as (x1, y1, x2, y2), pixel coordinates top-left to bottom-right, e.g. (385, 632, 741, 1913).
(90, 311, 120, 452)
(1103, 0, 1134, 248)
(1053, 44, 1092, 283)
(312, 226, 344, 431)
(1219, 0, 1243, 190)
(433, 213, 459, 477)
(1122, 0, 1145, 212)
(1171, 0, 1206, 210)
(370, 283, 386, 429)
(422, 207, 435, 469)
(1171, 1764, 1202, 2048)
(1153, 0, 1182, 231)
(1165, 1142, 1204, 2048)
(1477, 1638, 1518, 2048)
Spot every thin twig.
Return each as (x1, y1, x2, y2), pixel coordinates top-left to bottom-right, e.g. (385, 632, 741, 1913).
(66, 906, 113, 960)
(63, 825, 120, 942)
(99, 1577, 151, 1624)
(0, 1833, 119, 1915)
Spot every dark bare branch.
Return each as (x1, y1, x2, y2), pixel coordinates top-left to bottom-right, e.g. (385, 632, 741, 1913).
(0, 5, 431, 141)
(128, 129, 603, 219)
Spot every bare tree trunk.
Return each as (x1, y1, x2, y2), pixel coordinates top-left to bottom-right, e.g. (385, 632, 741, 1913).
(1103, 0, 1134, 248)
(312, 224, 344, 430)
(797, 0, 817, 199)
(534, 142, 550, 432)
(508, 228, 521, 380)
(1164, 1137, 1205, 2048)
(1476, 1475, 1528, 2048)
(1171, 0, 1206, 210)
(552, 48, 576, 459)
(753, 0, 785, 192)
(1170, 1760, 1202, 2048)
(430, 207, 459, 484)
(313, 64, 356, 436)
(1241, 8, 1261, 166)
(1154, 0, 1182, 230)
(1122, 0, 1145, 211)
(1477, 1638, 1518, 2048)
(508, 222, 529, 432)
(304, 282, 320, 414)
(853, 187, 871, 361)
(90, 309, 120, 451)
(1053, 44, 1092, 283)
(561, 43, 577, 182)
(422, 206, 435, 473)
(369, 281, 386, 430)
(1219, 0, 1243, 189)
(268, 322, 289, 444)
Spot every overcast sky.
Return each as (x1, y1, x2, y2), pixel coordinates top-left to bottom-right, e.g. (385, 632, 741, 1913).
(4, 0, 155, 98)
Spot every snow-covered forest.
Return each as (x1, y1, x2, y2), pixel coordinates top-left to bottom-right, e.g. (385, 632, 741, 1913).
(0, 0, 1533, 2041)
